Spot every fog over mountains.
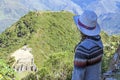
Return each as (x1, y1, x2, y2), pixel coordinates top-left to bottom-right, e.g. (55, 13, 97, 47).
(72, 0, 120, 35)
(1, 0, 120, 35)
(0, 0, 82, 33)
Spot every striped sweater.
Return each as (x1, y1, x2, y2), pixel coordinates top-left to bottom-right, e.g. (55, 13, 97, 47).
(74, 35, 103, 67)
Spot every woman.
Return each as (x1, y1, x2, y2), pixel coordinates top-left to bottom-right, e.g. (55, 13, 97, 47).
(72, 10, 104, 80)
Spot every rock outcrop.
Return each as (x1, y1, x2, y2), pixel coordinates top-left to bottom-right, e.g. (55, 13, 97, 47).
(11, 46, 37, 72)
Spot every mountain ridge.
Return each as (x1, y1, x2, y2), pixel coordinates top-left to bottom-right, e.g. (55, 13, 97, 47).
(0, 0, 82, 33)
(0, 11, 120, 79)
(1, 0, 120, 35)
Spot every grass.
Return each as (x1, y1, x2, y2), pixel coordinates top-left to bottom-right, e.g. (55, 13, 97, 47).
(15, 71, 33, 80)
(0, 11, 120, 79)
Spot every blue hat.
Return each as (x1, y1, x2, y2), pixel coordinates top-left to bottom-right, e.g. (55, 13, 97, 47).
(73, 10, 101, 36)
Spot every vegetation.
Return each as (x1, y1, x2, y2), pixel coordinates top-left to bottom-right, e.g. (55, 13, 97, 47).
(0, 59, 15, 80)
(101, 32, 120, 73)
(0, 11, 120, 79)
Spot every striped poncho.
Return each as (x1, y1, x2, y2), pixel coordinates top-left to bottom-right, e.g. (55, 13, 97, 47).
(74, 35, 103, 67)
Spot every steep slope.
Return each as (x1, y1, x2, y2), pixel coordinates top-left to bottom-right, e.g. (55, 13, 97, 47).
(0, 11, 80, 66)
(0, 11, 120, 79)
(1, 0, 120, 35)
(0, 0, 82, 33)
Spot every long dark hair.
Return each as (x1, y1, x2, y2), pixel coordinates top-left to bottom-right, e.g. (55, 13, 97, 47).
(74, 32, 100, 52)
(80, 32, 88, 41)
(74, 32, 88, 52)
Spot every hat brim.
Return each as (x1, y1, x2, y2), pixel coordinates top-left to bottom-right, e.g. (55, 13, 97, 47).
(73, 15, 101, 36)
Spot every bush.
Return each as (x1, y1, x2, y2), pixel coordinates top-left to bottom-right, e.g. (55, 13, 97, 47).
(0, 59, 15, 80)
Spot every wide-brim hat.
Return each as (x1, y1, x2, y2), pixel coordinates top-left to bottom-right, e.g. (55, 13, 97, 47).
(73, 10, 101, 36)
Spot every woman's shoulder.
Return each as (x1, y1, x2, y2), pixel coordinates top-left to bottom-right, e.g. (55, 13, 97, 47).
(79, 39, 97, 49)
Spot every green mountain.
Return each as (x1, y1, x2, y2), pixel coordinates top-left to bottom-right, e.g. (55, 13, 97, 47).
(0, 11, 79, 59)
(0, 11, 80, 79)
(0, 11, 120, 80)
(0, 0, 82, 33)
